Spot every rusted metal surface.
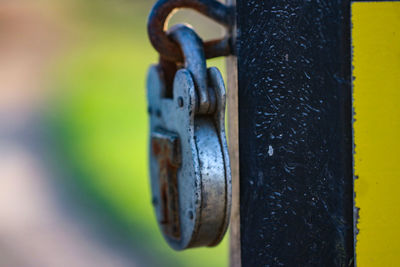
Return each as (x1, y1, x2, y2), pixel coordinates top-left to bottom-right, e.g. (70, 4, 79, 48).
(147, 64, 231, 250)
(147, 0, 234, 62)
(151, 130, 182, 240)
(158, 57, 178, 98)
(147, 26, 231, 250)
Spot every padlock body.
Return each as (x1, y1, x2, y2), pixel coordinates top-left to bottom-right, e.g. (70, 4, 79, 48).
(146, 65, 231, 250)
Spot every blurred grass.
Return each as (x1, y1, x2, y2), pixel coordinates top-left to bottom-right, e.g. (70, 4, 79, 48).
(49, 1, 227, 266)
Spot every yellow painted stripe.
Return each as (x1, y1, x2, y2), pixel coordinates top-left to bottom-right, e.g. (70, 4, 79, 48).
(353, 2, 400, 266)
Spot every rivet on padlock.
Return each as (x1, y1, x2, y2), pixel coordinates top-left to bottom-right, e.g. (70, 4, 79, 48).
(146, 24, 232, 250)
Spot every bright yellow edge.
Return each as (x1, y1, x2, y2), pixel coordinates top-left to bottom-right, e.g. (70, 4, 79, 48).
(353, 2, 400, 266)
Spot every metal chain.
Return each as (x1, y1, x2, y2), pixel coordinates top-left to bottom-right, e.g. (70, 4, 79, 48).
(147, 0, 234, 62)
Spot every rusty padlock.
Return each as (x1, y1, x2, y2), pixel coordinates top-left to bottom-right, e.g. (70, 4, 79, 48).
(147, 24, 231, 250)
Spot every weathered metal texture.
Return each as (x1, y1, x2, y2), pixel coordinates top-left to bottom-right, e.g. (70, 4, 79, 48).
(147, 25, 231, 250)
(236, 0, 354, 266)
(147, 65, 231, 250)
(147, 0, 235, 62)
(151, 130, 182, 240)
(169, 25, 213, 114)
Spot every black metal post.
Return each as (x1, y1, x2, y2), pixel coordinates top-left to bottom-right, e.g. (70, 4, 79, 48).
(236, 1, 354, 266)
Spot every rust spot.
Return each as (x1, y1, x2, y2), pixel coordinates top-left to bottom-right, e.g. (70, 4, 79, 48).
(151, 130, 182, 240)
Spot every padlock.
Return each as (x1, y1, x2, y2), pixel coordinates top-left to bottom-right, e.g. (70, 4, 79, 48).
(146, 25, 231, 250)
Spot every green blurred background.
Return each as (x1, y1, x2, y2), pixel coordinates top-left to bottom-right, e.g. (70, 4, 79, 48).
(43, 0, 227, 266)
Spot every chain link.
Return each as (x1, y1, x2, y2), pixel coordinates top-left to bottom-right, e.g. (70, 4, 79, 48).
(147, 0, 234, 62)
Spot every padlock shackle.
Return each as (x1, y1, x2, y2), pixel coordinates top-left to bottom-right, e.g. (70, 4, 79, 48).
(147, 0, 234, 62)
(168, 24, 214, 114)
